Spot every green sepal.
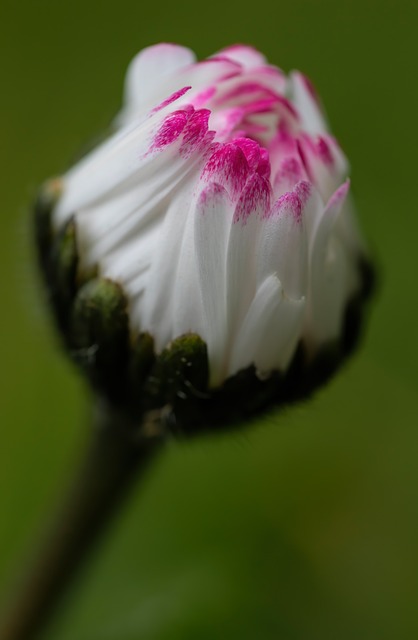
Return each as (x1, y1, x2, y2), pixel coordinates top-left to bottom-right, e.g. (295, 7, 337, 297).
(33, 180, 80, 336)
(48, 218, 78, 331)
(128, 333, 156, 412)
(33, 178, 62, 272)
(70, 278, 130, 404)
(144, 334, 209, 420)
(342, 256, 376, 357)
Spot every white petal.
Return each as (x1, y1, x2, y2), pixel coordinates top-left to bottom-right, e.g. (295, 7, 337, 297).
(57, 105, 214, 270)
(256, 182, 310, 299)
(171, 190, 207, 342)
(194, 183, 234, 386)
(310, 180, 350, 263)
(55, 112, 170, 223)
(226, 174, 271, 338)
(99, 221, 158, 283)
(290, 71, 328, 134)
(201, 142, 251, 200)
(297, 132, 349, 202)
(230, 274, 305, 376)
(123, 44, 196, 113)
(120, 57, 242, 126)
(140, 170, 203, 350)
(307, 235, 351, 347)
(273, 156, 306, 197)
(305, 181, 352, 347)
(74, 146, 199, 267)
(216, 45, 267, 68)
(335, 195, 368, 256)
(210, 68, 287, 109)
(268, 125, 303, 183)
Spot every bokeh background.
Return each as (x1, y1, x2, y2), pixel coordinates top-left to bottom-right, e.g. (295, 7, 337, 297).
(1, 0, 417, 638)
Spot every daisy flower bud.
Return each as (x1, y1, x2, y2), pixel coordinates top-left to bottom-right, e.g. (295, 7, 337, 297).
(36, 44, 373, 430)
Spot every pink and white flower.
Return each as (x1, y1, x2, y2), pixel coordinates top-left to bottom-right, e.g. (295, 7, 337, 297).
(54, 44, 367, 387)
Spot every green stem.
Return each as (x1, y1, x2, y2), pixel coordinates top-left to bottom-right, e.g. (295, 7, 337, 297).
(0, 401, 164, 640)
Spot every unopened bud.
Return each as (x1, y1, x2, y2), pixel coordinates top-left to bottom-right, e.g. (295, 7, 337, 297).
(35, 44, 375, 433)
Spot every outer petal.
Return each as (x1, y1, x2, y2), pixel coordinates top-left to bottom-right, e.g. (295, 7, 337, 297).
(273, 156, 306, 197)
(230, 274, 305, 377)
(305, 181, 352, 347)
(216, 45, 267, 69)
(290, 71, 328, 134)
(194, 183, 234, 385)
(226, 174, 272, 338)
(335, 196, 368, 257)
(268, 124, 304, 183)
(210, 70, 287, 110)
(136, 111, 214, 344)
(58, 108, 213, 275)
(54, 109, 178, 223)
(120, 56, 242, 126)
(97, 219, 159, 286)
(139, 171, 200, 348)
(297, 132, 349, 202)
(256, 182, 309, 299)
(122, 44, 196, 115)
(74, 142, 200, 267)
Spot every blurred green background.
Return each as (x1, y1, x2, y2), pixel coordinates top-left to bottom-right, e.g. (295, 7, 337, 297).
(1, 0, 418, 638)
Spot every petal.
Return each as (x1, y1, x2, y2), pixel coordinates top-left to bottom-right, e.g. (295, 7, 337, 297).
(194, 183, 234, 385)
(226, 174, 272, 337)
(58, 114, 213, 286)
(305, 181, 352, 347)
(120, 56, 241, 126)
(201, 142, 250, 200)
(140, 171, 201, 350)
(216, 44, 267, 68)
(208, 67, 288, 126)
(256, 182, 309, 299)
(55, 110, 175, 223)
(56, 105, 214, 253)
(151, 107, 214, 157)
(170, 183, 226, 344)
(74, 146, 197, 266)
(334, 194, 368, 257)
(229, 274, 305, 376)
(123, 44, 196, 113)
(273, 156, 306, 197)
(268, 123, 302, 179)
(290, 71, 328, 134)
(306, 235, 351, 347)
(100, 222, 158, 304)
(297, 132, 349, 201)
(310, 180, 350, 260)
(232, 138, 271, 179)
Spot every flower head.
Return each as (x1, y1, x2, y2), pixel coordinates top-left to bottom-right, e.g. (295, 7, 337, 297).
(36, 44, 373, 429)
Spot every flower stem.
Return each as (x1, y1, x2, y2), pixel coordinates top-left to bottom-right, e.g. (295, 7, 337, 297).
(0, 401, 164, 640)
